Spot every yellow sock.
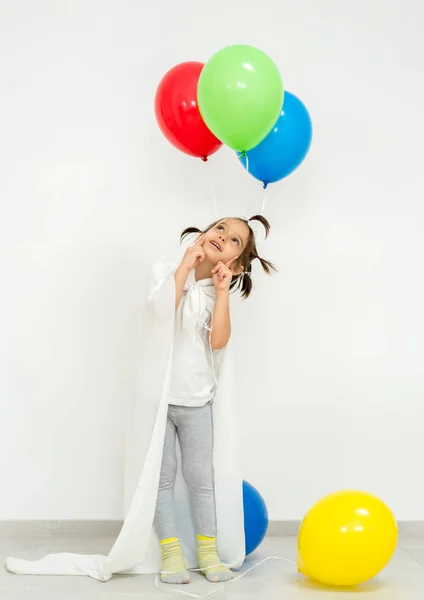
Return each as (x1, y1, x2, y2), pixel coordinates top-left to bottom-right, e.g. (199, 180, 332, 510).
(159, 537, 190, 584)
(197, 535, 234, 583)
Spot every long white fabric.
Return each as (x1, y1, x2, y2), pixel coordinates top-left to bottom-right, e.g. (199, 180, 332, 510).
(6, 237, 246, 581)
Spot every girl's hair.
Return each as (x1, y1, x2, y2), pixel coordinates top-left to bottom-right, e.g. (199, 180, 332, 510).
(181, 215, 276, 299)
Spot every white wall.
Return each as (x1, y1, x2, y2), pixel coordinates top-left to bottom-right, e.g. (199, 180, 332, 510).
(1, 0, 423, 521)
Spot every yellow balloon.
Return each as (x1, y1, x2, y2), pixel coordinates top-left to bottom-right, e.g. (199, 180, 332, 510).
(297, 490, 398, 587)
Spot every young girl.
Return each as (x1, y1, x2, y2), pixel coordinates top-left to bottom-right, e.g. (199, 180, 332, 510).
(155, 215, 275, 585)
(6, 215, 275, 584)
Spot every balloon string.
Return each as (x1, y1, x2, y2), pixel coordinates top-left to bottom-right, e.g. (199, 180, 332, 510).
(244, 152, 267, 217)
(244, 153, 250, 220)
(155, 555, 296, 599)
(260, 194, 267, 216)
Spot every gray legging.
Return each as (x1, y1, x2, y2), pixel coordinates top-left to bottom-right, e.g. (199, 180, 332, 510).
(154, 402, 216, 541)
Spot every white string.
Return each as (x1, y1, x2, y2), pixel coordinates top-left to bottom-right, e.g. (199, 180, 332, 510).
(244, 153, 250, 220)
(260, 193, 267, 216)
(155, 555, 296, 599)
(243, 153, 267, 218)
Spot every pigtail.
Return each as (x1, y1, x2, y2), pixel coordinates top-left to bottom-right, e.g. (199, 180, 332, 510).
(257, 255, 277, 275)
(239, 264, 253, 298)
(181, 226, 201, 241)
(248, 214, 271, 238)
(233, 254, 276, 299)
(229, 263, 253, 299)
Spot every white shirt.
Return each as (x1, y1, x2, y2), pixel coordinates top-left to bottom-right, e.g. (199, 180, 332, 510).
(168, 270, 217, 407)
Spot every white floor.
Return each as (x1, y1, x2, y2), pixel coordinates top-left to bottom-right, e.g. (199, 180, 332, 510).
(2, 535, 424, 599)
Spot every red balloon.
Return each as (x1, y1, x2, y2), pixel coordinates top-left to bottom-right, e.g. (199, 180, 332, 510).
(155, 62, 223, 161)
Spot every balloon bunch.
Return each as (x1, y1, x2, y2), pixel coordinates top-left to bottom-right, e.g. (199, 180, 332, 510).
(155, 44, 312, 189)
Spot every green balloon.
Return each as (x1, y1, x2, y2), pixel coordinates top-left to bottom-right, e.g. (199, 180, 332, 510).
(198, 45, 284, 152)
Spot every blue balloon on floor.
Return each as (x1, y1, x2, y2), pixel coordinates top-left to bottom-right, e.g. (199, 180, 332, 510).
(243, 480, 269, 556)
(238, 91, 312, 188)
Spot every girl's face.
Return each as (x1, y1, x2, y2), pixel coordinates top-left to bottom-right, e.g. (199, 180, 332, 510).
(201, 218, 250, 268)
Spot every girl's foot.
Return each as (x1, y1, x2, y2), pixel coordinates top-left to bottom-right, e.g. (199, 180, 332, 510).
(159, 537, 190, 584)
(197, 535, 234, 583)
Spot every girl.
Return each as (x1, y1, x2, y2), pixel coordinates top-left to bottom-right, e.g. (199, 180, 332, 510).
(155, 215, 275, 585)
(6, 215, 275, 584)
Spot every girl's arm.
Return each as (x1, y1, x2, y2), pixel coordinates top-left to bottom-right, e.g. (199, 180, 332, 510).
(211, 257, 239, 349)
(174, 239, 206, 309)
(210, 290, 231, 350)
(174, 265, 190, 309)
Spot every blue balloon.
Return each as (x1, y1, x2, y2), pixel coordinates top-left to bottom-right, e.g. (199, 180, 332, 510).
(243, 480, 269, 556)
(238, 91, 312, 188)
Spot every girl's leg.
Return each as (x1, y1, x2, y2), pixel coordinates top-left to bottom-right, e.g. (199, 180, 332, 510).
(177, 403, 216, 536)
(177, 403, 233, 583)
(154, 408, 190, 584)
(154, 410, 178, 540)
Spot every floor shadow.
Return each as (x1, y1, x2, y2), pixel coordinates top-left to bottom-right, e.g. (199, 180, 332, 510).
(286, 572, 387, 594)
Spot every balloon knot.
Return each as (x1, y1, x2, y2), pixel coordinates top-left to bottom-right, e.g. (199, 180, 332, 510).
(201, 156, 208, 162)
(240, 150, 246, 159)
(263, 182, 269, 190)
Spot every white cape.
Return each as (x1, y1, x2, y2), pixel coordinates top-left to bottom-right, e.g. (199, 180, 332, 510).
(6, 237, 246, 581)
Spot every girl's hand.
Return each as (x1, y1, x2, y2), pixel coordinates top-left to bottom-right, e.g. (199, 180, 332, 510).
(212, 256, 239, 292)
(181, 236, 206, 271)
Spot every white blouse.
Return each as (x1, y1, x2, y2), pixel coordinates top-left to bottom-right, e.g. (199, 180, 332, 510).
(168, 270, 217, 407)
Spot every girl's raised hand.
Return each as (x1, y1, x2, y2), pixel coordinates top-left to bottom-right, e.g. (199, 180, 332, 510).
(181, 235, 206, 271)
(212, 256, 239, 292)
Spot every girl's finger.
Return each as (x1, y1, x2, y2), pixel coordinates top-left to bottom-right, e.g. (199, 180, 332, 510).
(212, 261, 224, 274)
(194, 234, 205, 248)
(225, 255, 239, 269)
